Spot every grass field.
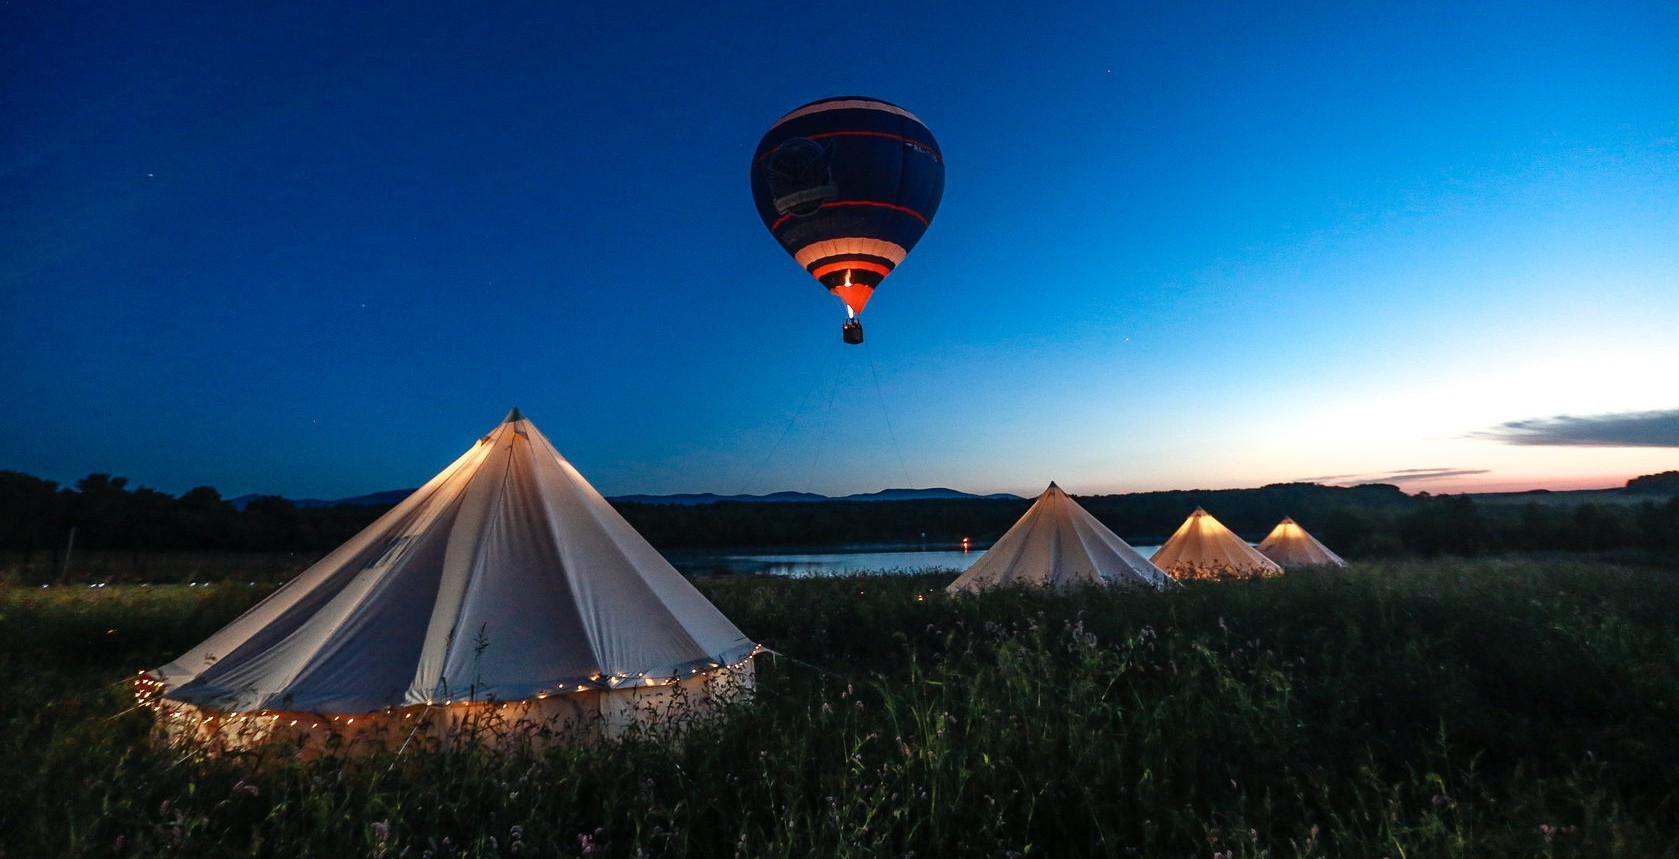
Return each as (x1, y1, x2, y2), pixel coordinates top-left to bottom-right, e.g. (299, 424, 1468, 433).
(2, 558, 1676, 857)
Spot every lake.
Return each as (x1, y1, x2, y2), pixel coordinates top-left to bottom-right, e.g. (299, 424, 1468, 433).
(664, 545, 1164, 577)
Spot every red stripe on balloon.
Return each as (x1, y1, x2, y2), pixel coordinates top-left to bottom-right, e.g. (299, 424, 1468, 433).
(755, 131, 942, 164)
(771, 200, 930, 232)
(810, 260, 892, 280)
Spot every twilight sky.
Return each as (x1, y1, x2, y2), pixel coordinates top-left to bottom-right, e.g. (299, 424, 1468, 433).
(4, 1, 1676, 501)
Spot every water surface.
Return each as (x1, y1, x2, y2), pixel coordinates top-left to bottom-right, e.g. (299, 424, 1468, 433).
(666, 545, 1164, 577)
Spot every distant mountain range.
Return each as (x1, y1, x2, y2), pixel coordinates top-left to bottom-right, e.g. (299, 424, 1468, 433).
(224, 473, 1679, 512)
(613, 487, 1024, 505)
(226, 489, 415, 511)
(228, 487, 1023, 510)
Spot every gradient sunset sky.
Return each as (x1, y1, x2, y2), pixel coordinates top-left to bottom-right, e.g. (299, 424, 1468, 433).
(4, 1, 1676, 500)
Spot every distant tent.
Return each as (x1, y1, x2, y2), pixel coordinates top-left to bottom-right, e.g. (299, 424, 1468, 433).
(1257, 517, 1348, 569)
(141, 409, 758, 751)
(947, 482, 1174, 594)
(1149, 507, 1282, 581)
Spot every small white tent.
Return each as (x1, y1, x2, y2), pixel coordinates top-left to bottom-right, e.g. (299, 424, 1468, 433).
(1257, 517, 1348, 569)
(141, 409, 757, 750)
(946, 482, 1174, 594)
(1149, 507, 1282, 581)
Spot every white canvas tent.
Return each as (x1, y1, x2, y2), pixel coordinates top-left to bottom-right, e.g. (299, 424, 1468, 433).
(141, 409, 757, 750)
(1149, 507, 1282, 581)
(946, 482, 1174, 594)
(1256, 517, 1348, 569)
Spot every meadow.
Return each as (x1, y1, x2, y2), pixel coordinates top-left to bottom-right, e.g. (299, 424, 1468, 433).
(2, 558, 1676, 857)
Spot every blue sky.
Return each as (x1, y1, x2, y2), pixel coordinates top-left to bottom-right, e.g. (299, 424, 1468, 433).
(4, 1, 1676, 500)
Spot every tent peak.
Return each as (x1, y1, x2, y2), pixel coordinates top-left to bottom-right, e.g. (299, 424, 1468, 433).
(1047, 480, 1060, 490)
(504, 407, 526, 423)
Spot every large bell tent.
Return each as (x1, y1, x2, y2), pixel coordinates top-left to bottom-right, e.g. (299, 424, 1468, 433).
(1256, 517, 1348, 569)
(141, 409, 758, 750)
(1149, 507, 1282, 581)
(947, 482, 1175, 594)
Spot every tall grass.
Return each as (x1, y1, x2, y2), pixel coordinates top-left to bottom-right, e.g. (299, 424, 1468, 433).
(2, 559, 1675, 856)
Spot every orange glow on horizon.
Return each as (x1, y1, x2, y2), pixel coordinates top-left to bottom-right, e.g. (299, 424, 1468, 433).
(1381, 473, 1637, 495)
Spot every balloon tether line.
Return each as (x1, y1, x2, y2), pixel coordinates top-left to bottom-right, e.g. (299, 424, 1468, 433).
(742, 346, 833, 496)
(864, 340, 913, 489)
(801, 347, 847, 494)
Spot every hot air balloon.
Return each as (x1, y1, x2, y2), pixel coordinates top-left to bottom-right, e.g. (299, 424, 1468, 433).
(750, 97, 944, 344)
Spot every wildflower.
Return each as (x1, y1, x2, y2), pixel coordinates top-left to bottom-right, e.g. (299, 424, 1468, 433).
(579, 828, 605, 855)
(1538, 823, 1574, 843)
(372, 820, 391, 841)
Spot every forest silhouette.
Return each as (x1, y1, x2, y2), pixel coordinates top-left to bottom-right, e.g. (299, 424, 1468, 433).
(3, 469, 1675, 583)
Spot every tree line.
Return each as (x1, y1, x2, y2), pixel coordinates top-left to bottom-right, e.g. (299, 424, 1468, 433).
(618, 481, 1679, 558)
(0, 471, 383, 556)
(2, 469, 1675, 574)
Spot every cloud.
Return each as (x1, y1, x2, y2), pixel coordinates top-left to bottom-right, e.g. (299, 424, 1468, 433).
(1296, 467, 1490, 486)
(1469, 409, 1679, 448)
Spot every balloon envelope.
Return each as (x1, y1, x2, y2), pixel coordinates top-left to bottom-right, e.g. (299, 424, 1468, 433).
(750, 97, 944, 316)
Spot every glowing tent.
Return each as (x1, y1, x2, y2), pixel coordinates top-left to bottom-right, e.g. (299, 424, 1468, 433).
(947, 482, 1174, 594)
(1149, 507, 1282, 581)
(1256, 517, 1348, 569)
(141, 409, 757, 751)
